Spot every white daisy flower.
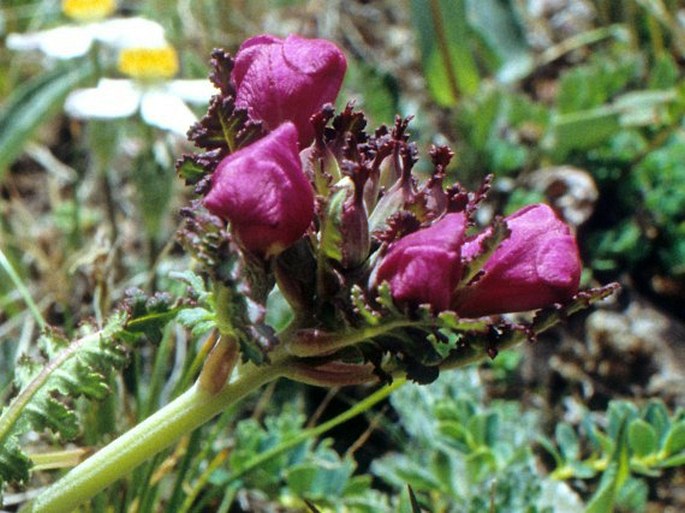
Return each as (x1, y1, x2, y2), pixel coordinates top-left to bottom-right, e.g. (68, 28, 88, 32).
(6, 0, 167, 59)
(64, 44, 216, 136)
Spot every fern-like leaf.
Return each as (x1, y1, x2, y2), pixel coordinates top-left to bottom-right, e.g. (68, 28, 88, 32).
(0, 313, 127, 492)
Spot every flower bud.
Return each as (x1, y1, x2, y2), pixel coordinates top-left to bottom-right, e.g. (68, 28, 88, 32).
(373, 213, 467, 312)
(203, 122, 314, 257)
(232, 34, 347, 147)
(453, 204, 582, 317)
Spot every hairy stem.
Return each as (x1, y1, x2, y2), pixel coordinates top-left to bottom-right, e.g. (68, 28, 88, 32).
(26, 361, 286, 513)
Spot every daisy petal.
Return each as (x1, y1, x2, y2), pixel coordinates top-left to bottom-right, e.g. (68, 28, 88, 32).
(65, 79, 140, 119)
(94, 17, 167, 49)
(140, 90, 197, 135)
(7, 25, 95, 59)
(166, 80, 217, 105)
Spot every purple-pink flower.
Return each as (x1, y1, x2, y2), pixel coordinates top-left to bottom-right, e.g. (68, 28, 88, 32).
(374, 205, 582, 316)
(452, 204, 582, 317)
(232, 34, 347, 147)
(203, 122, 314, 257)
(373, 213, 467, 312)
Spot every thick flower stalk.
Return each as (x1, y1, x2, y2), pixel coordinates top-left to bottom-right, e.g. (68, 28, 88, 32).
(232, 34, 347, 146)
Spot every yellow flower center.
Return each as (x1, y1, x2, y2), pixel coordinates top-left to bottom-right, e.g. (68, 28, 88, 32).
(61, 0, 116, 21)
(117, 46, 179, 80)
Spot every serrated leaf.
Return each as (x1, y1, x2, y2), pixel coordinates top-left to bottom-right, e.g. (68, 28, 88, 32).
(26, 397, 79, 440)
(176, 155, 210, 185)
(170, 270, 209, 300)
(350, 286, 381, 326)
(177, 307, 215, 330)
(457, 217, 510, 288)
(0, 313, 128, 485)
(0, 440, 31, 483)
(437, 311, 488, 332)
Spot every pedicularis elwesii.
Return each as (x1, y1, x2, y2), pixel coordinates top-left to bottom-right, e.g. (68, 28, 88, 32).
(178, 33, 615, 386)
(28, 34, 618, 513)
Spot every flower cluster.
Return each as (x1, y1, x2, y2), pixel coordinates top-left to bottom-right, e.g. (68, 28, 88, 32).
(178, 34, 615, 385)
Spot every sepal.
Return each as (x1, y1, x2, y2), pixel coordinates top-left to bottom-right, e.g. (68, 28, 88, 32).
(177, 202, 277, 364)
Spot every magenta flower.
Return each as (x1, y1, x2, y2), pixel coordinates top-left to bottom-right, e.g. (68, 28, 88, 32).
(374, 213, 467, 312)
(453, 204, 582, 317)
(232, 34, 347, 147)
(203, 122, 314, 257)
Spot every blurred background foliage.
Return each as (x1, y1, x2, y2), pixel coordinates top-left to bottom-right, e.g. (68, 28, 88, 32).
(1, 0, 685, 512)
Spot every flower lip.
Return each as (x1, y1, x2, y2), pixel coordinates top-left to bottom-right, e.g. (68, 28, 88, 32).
(203, 122, 315, 257)
(453, 203, 582, 317)
(231, 33, 347, 147)
(374, 212, 467, 312)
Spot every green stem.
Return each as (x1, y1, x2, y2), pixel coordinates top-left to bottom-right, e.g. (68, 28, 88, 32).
(286, 319, 415, 357)
(26, 362, 286, 513)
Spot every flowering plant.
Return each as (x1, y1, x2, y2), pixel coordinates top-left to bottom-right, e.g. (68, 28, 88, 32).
(9, 34, 617, 513)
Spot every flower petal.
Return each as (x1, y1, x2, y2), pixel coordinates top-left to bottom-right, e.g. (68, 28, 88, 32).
(93, 17, 167, 49)
(165, 80, 217, 105)
(453, 204, 582, 317)
(64, 79, 140, 119)
(204, 122, 314, 256)
(7, 25, 95, 59)
(374, 213, 467, 312)
(232, 34, 347, 147)
(140, 90, 197, 135)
